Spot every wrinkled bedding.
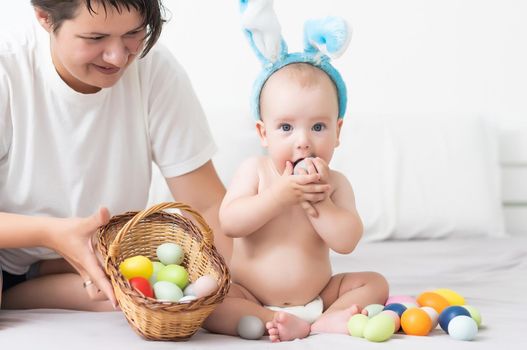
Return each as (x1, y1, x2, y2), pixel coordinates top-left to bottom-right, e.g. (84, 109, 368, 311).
(1, 236, 526, 349)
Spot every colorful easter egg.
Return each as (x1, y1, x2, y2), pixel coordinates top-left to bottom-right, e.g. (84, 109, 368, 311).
(347, 314, 369, 337)
(417, 291, 450, 314)
(434, 288, 465, 306)
(401, 307, 432, 336)
(438, 306, 471, 333)
(448, 315, 478, 341)
(363, 313, 395, 342)
(462, 305, 482, 327)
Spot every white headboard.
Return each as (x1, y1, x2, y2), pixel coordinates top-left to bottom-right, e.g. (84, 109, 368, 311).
(500, 127, 527, 235)
(148, 121, 527, 237)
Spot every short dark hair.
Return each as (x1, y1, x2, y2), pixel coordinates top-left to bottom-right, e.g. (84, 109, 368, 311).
(30, 0, 166, 57)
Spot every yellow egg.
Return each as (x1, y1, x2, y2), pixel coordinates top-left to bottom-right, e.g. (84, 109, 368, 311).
(434, 288, 465, 306)
(119, 255, 153, 280)
(347, 313, 369, 337)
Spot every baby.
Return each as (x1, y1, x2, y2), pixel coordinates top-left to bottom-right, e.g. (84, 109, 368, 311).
(203, 64, 388, 341)
(203, 6, 388, 341)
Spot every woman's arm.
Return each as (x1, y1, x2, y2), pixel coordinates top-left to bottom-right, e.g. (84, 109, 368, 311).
(166, 160, 233, 262)
(0, 209, 116, 306)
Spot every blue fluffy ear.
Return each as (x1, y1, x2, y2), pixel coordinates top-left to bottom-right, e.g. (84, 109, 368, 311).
(239, 0, 249, 12)
(303, 17, 351, 58)
(240, 0, 288, 65)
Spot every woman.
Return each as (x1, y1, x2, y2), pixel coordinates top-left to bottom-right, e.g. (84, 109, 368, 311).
(0, 0, 231, 311)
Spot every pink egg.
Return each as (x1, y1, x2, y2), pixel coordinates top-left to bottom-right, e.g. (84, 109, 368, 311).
(193, 275, 218, 298)
(386, 295, 417, 306)
(420, 306, 439, 330)
(381, 310, 401, 332)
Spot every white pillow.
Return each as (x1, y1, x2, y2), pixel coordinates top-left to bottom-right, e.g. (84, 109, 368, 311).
(332, 115, 507, 241)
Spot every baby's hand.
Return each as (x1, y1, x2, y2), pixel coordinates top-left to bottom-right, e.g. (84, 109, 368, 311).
(271, 161, 330, 215)
(310, 157, 330, 184)
(294, 157, 330, 184)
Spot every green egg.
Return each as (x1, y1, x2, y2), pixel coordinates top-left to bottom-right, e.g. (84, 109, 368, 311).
(462, 305, 482, 327)
(363, 313, 395, 342)
(347, 314, 369, 337)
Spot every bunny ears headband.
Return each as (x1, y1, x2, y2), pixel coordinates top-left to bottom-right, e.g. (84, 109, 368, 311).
(240, 0, 351, 120)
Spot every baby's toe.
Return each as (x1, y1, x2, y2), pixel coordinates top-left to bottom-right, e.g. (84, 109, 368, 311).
(268, 327, 279, 336)
(269, 334, 281, 343)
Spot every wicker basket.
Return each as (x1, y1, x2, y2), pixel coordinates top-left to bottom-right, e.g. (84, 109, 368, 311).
(96, 202, 230, 341)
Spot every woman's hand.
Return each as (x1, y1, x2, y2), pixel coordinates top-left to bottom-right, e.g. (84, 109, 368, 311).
(47, 207, 117, 308)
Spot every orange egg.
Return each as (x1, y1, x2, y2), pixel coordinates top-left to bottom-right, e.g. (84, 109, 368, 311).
(416, 291, 450, 313)
(401, 307, 432, 336)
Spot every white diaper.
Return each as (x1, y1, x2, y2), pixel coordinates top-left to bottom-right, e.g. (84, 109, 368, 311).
(265, 296, 324, 324)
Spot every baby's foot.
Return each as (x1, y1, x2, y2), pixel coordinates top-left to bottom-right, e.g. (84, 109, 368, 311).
(265, 312, 311, 342)
(310, 304, 365, 334)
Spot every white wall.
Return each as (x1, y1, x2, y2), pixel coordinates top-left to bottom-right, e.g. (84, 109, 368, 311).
(158, 0, 527, 125)
(6, 1, 526, 131)
(5, 1, 527, 171)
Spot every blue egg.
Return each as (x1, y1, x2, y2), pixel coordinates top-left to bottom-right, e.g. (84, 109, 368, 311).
(383, 303, 407, 318)
(438, 306, 470, 333)
(448, 315, 478, 341)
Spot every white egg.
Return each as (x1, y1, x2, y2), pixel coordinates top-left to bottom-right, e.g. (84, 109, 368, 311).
(156, 243, 184, 265)
(178, 295, 197, 304)
(293, 158, 309, 175)
(421, 306, 439, 329)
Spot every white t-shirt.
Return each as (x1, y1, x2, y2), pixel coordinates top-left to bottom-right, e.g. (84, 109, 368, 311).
(0, 25, 216, 274)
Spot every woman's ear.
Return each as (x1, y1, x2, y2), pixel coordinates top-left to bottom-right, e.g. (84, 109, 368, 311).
(256, 120, 269, 147)
(34, 7, 53, 33)
(335, 118, 344, 147)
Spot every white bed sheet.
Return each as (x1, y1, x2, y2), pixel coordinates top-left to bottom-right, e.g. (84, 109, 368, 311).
(1, 236, 526, 349)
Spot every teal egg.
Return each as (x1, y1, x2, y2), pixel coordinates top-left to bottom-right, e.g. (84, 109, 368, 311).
(364, 303, 385, 317)
(156, 243, 184, 265)
(153, 281, 183, 302)
(363, 313, 395, 342)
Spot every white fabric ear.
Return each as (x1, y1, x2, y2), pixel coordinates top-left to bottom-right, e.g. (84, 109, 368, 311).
(241, 0, 282, 62)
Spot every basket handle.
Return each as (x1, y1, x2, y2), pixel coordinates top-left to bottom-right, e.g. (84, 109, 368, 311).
(106, 202, 214, 267)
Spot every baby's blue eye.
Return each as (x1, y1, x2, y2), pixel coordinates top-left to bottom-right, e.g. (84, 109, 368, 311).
(312, 123, 325, 132)
(280, 124, 292, 132)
